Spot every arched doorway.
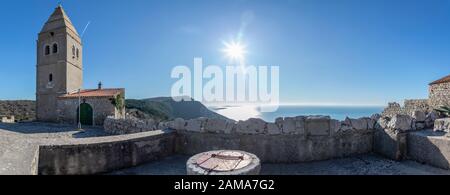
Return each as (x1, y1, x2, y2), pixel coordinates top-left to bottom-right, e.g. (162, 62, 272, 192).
(77, 103, 93, 126)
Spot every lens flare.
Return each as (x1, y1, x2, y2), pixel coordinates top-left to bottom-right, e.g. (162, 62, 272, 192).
(222, 41, 247, 60)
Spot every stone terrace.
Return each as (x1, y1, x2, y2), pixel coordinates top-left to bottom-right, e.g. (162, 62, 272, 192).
(1, 122, 450, 175)
(0, 122, 107, 175)
(110, 154, 450, 175)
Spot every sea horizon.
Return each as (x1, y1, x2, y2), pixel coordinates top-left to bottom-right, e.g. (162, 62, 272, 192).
(210, 104, 384, 122)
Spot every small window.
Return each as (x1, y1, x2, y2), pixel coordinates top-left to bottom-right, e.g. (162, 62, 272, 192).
(49, 74, 53, 82)
(50, 32, 55, 37)
(52, 43, 58, 54)
(72, 45, 76, 56)
(76, 48, 79, 59)
(44, 45, 50, 55)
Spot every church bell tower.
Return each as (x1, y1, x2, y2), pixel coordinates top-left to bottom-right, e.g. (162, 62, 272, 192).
(36, 5, 83, 122)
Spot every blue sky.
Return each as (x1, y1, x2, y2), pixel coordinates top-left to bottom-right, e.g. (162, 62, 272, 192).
(0, 0, 450, 105)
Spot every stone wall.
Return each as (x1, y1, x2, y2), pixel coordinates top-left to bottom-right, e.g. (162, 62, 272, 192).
(429, 82, 450, 109)
(35, 113, 450, 175)
(37, 130, 176, 175)
(408, 131, 450, 169)
(404, 99, 431, 114)
(166, 116, 379, 136)
(382, 99, 431, 117)
(168, 116, 376, 163)
(382, 102, 403, 117)
(372, 113, 436, 160)
(176, 131, 373, 163)
(103, 116, 165, 135)
(57, 97, 124, 126)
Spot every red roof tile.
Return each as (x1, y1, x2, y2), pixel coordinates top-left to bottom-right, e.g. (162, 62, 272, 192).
(430, 74, 450, 85)
(58, 88, 124, 98)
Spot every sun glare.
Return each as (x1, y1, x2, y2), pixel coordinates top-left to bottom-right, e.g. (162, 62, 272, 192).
(223, 41, 247, 60)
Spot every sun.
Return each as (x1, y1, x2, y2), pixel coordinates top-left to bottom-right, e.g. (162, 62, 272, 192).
(222, 41, 247, 60)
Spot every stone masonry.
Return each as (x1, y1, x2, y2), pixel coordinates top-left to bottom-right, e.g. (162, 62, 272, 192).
(36, 6, 125, 126)
(429, 82, 450, 108)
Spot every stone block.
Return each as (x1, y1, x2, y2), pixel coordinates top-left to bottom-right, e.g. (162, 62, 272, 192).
(373, 129, 407, 161)
(434, 118, 450, 133)
(371, 113, 381, 121)
(345, 117, 368, 130)
(376, 116, 390, 130)
(185, 118, 207, 132)
(387, 114, 413, 131)
(223, 122, 236, 134)
(306, 116, 330, 136)
(266, 123, 281, 135)
(276, 116, 305, 135)
(339, 120, 353, 132)
(168, 118, 186, 131)
(411, 110, 426, 122)
(204, 118, 228, 133)
(236, 118, 267, 135)
(329, 119, 341, 135)
(426, 111, 439, 128)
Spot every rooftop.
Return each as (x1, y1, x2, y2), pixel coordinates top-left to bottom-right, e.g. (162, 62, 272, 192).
(430, 74, 450, 85)
(40, 5, 78, 35)
(58, 88, 124, 99)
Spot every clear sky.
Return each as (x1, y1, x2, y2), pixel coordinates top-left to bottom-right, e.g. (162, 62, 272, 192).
(1, 0, 450, 106)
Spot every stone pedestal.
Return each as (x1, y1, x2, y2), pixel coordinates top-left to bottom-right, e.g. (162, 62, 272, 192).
(187, 150, 261, 175)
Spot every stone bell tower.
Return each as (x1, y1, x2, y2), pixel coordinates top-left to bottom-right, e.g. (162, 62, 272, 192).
(36, 5, 83, 122)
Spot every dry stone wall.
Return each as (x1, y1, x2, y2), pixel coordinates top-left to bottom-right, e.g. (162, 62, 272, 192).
(104, 116, 167, 135)
(429, 82, 450, 108)
(382, 100, 431, 117)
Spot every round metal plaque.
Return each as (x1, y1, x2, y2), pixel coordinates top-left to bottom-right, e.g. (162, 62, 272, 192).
(195, 151, 253, 172)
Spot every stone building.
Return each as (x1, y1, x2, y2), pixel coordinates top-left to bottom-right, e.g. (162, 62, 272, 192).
(382, 74, 450, 117)
(36, 5, 125, 126)
(429, 74, 450, 108)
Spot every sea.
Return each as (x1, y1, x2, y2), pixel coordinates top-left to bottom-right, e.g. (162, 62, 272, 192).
(211, 105, 384, 122)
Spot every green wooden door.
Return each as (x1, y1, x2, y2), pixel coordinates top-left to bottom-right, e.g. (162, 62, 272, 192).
(77, 103, 93, 126)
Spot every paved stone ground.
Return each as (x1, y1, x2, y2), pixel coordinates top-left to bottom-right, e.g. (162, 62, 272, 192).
(0, 122, 108, 175)
(110, 154, 450, 175)
(2, 122, 450, 175)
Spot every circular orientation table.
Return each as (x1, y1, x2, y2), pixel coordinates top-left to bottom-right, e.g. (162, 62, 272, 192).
(187, 150, 261, 175)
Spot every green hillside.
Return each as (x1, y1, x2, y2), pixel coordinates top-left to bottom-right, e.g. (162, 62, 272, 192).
(125, 97, 230, 121)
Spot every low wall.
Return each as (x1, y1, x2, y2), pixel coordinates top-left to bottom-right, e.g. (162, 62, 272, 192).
(373, 129, 407, 160)
(382, 99, 431, 117)
(103, 117, 164, 135)
(36, 114, 450, 175)
(176, 130, 373, 163)
(37, 130, 176, 175)
(171, 116, 376, 163)
(407, 131, 450, 169)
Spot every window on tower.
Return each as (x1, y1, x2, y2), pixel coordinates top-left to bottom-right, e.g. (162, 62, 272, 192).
(76, 48, 79, 59)
(45, 45, 50, 55)
(52, 43, 58, 54)
(49, 74, 53, 82)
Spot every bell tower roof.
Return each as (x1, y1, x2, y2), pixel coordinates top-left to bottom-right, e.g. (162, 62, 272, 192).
(40, 5, 79, 35)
